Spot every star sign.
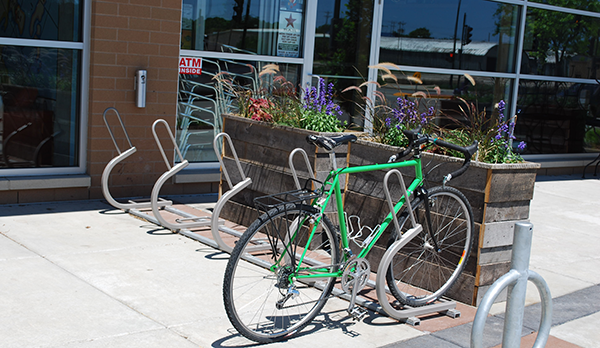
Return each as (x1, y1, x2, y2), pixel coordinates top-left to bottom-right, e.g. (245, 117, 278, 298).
(285, 14, 296, 28)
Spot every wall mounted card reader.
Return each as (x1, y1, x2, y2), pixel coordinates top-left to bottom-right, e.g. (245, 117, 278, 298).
(135, 70, 147, 108)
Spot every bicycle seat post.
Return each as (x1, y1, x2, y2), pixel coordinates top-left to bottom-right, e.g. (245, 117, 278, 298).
(329, 151, 337, 171)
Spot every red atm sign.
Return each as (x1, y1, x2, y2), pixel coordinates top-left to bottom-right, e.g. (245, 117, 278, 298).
(179, 57, 202, 75)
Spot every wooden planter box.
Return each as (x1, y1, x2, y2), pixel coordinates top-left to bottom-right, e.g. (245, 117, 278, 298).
(346, 140, 540, 306)
(220, 114, 541, 306)
(219, 114, 352, 227)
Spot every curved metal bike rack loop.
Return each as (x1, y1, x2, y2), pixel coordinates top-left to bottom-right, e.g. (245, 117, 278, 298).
(288, 148, 316, 190)
(101, 107, 172, 211)
(143, 125, 251, 253)
(471, 222, 552, 348)
(147, 119, 214, 231)
(205, 132, 252, 253)
(375, 169, 459, 325)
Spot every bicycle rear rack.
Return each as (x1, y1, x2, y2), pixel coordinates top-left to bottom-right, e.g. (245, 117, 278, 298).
(101, 107, 172, 211)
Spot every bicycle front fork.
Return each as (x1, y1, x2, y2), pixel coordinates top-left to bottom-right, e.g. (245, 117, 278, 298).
(418, 187, 441, 253)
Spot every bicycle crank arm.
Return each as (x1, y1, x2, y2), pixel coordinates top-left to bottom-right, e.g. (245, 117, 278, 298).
(347, 278, 367, 321)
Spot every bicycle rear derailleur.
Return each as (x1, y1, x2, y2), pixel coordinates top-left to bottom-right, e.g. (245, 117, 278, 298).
(341, 256, 371, 321)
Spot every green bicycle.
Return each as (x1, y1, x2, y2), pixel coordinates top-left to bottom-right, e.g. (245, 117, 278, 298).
(223, 128, 478, 343)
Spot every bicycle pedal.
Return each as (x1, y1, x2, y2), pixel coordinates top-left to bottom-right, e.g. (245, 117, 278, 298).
(348, 306, 368, 321)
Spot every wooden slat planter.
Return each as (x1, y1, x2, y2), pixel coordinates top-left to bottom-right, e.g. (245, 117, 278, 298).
(219, 114, 352, 228)
(346, 140, 540, 306)
(220, 114, 541, 306)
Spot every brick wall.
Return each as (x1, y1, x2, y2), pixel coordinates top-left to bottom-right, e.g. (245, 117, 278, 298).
(88, 0, 212, 200)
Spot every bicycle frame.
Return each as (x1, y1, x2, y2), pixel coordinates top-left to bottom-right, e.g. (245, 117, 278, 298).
(292, 156, 425, 281)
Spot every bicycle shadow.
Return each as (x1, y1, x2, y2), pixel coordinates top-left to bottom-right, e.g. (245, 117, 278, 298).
(210, 307, 399, 347)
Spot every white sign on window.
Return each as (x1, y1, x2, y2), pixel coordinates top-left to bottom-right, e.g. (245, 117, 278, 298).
(277, 11, 302, 57)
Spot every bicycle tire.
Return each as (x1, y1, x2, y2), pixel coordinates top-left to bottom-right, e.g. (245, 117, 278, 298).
(223, 203, 340, 343)
(385, 186, 474, 307)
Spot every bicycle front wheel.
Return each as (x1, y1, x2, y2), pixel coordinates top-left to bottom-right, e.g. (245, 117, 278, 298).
(385, 186, 474, 307)
(223, 203, 340, 343)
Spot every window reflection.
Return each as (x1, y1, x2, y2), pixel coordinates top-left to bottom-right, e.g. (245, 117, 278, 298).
(374, 71, 511, 127)
(529, 0, 600, 13)
(313, 0, 374, 78)
(177, 58, 301, 163)
(515, 79, 599, 154)
(181, 0, 305, 57)
(0, 45, 80, 168)
(378, 0, 518, 73)
(522, 8, 600, 79)
(313, 0, 374, 128)
(0, 0, 81, 41)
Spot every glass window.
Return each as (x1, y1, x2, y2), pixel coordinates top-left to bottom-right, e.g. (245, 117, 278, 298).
(177, 57, 302, 163)
(374, 71, 512, 126)
(1, 45, 80, 168)
(312, 0, 374, 128)
(522, 7, 600, 79)
(378, 0, 519, 73)
(0, 0, 81, 41)
(313, 0, 374, 78)
(515, 79, 598, 154)
(181, 0, 305, 57)
(529, 0, 600, 13)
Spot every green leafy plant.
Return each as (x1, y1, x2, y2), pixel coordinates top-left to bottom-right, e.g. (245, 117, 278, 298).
(437, 98, 526, 163)
(220, 64, 344, 133)
(300, 77, 345, 132)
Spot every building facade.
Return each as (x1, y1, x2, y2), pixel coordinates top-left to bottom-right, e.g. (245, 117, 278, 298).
(0, 0, 599, 204)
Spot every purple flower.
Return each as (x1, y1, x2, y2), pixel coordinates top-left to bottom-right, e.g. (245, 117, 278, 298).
(497, 100, 506, 121)
(497, 100, 505, 112)
(303, 78, 341, 117)
(518, 141, 526, 151)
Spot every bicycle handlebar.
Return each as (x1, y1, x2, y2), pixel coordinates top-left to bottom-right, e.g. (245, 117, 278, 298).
(388, 128, 478, 183)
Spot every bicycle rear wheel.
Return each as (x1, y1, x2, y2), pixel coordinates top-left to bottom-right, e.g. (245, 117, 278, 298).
(385, 186, 474, 307)
(223, 203, 340, 343)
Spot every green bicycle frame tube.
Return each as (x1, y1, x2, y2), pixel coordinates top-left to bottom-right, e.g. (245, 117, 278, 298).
(294, 156, 424, 280)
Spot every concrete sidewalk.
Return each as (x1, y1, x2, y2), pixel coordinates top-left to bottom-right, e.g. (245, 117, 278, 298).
(0, 174, 599, 347)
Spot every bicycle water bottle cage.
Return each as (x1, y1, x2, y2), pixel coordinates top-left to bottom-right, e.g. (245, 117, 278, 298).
(306, 134, 357, 151)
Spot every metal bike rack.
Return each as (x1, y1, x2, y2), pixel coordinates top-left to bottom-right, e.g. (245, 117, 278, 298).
(101, 107, 172, 211)
(288, 148, 316, 189)
(177, 132, 252, 253)
(375, 169, 460, 325)
(125, 121, 249, 253)
(471, 222, 552, 348)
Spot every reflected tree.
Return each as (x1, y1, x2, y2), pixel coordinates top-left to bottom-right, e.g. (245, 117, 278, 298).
(526, 0, 600, 77)
(319, 0, 373, 78)
(408, 27, 432, 38)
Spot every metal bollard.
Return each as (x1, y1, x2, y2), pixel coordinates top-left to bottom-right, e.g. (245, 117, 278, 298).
(471, 222, 553, 348)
